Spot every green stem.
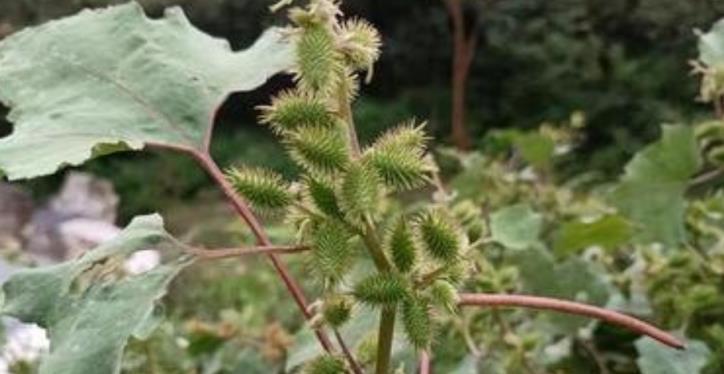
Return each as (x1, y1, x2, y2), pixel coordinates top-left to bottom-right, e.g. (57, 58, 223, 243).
(362, 215, 392, 271)
(376, 306, 397, 374)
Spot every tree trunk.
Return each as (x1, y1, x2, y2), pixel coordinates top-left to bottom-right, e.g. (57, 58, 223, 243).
(443, 0, 477, 150)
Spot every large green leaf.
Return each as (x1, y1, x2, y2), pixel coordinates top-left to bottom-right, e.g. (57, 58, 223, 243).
(0, 2, 294, 180)
(490, 204, 543, 250)
(509, 246, 610, 334)
(610, 125, 700, 247)
(0, 214, 194, 374)
(698, 18, 724, 66)
(553, 214, 633, 255)
(635, 336, 711, 374)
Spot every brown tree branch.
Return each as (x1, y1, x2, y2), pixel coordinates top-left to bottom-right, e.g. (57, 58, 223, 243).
(458, 293, 684, 349)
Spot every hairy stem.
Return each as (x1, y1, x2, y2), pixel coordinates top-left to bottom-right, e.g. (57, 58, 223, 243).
(376, 306, 397, 374)
(458, 293, 684, 349)
(190, 150, 334, 352)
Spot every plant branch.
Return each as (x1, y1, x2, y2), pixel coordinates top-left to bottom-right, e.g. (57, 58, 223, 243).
(418, 350, 430, 374)
(334, 329, 364, 374)
(186, 245, 310, 260)
(376, 306, 397, 374)
(458, 293, 684, 349)
(188, 150, 334, 353)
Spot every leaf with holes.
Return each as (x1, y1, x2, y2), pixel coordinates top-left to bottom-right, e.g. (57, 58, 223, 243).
(0, 214, 194, 374)
(0, 2, 293, 180)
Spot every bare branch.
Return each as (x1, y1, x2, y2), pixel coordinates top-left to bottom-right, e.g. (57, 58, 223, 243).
(458, 293, 685, 349)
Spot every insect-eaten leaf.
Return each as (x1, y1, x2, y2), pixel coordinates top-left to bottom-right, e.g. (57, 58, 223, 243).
(0, 2, 294, 180)
(0, 214, 194, 374)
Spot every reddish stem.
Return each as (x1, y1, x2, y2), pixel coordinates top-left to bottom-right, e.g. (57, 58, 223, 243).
(334, 329, 364, 374)
(188, 149, 334, 352)
(458, 293, 684, 349)
(419, 351, 431, 374)
(187, 244, 310, 260)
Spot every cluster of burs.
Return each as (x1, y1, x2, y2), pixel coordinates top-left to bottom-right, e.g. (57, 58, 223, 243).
(226, 1, 481, 372)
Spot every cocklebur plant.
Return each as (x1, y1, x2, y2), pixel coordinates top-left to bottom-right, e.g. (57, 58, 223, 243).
(0, 1, 684, 373)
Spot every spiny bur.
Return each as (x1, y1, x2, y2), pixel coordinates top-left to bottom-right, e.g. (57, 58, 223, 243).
(311, 220, 354, 284)
(303, 354, 347, 374)
(305, 176, 344, 218)
(295, 23, 342, 95)
(339, 18, 381, 75)
(322, 294, 354, 327)
(386, 218, 417, 273)
(259, 90, 336, 134)
(338, 162, 381, 220)
(428, 279, 459, 313)
(402, 296, 434, 350)
(287, 125, 350, 174)
(226, 166, 291, 212)
(353, 273, 409, 306)
(416, 209, 463, 263)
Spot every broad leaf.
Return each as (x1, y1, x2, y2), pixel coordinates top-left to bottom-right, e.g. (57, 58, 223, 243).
(0, 214, 193, 374)
(509, 246, 610, 334)
(636, 336, 711, 374)
(610, 125, 700, 247)
(553, 214, 633, 255)
(698, 18, 724, 66)
(490, 204, 543, 250)
(0, 2, 294, 180)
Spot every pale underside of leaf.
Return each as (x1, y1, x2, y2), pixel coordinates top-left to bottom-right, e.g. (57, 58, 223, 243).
(0, 214, 194, 374)
(0, 2, 294, 180)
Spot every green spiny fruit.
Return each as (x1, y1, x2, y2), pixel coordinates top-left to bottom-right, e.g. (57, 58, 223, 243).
(364, 147, 430, 190)
(416, 209, 462, 263)
(338, 162, 381, 220)
(402, 296, 433, 350)
(296, 23, 342, 95)
(386, 218, 417, 273)
(353, 273, 408, 306)
(339, 18, 381, 72)
(371, 121, 428, 152)
(288, 125, 349, 173)
(311, 220, 354, 283)
(428, 279, 459, 313)
(259, 90, 335, 134)
(303, 354, 346, 374)
(322, 294, 353, 327)
(226, 166, 291, 211)
(306, 177, 344, 218)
